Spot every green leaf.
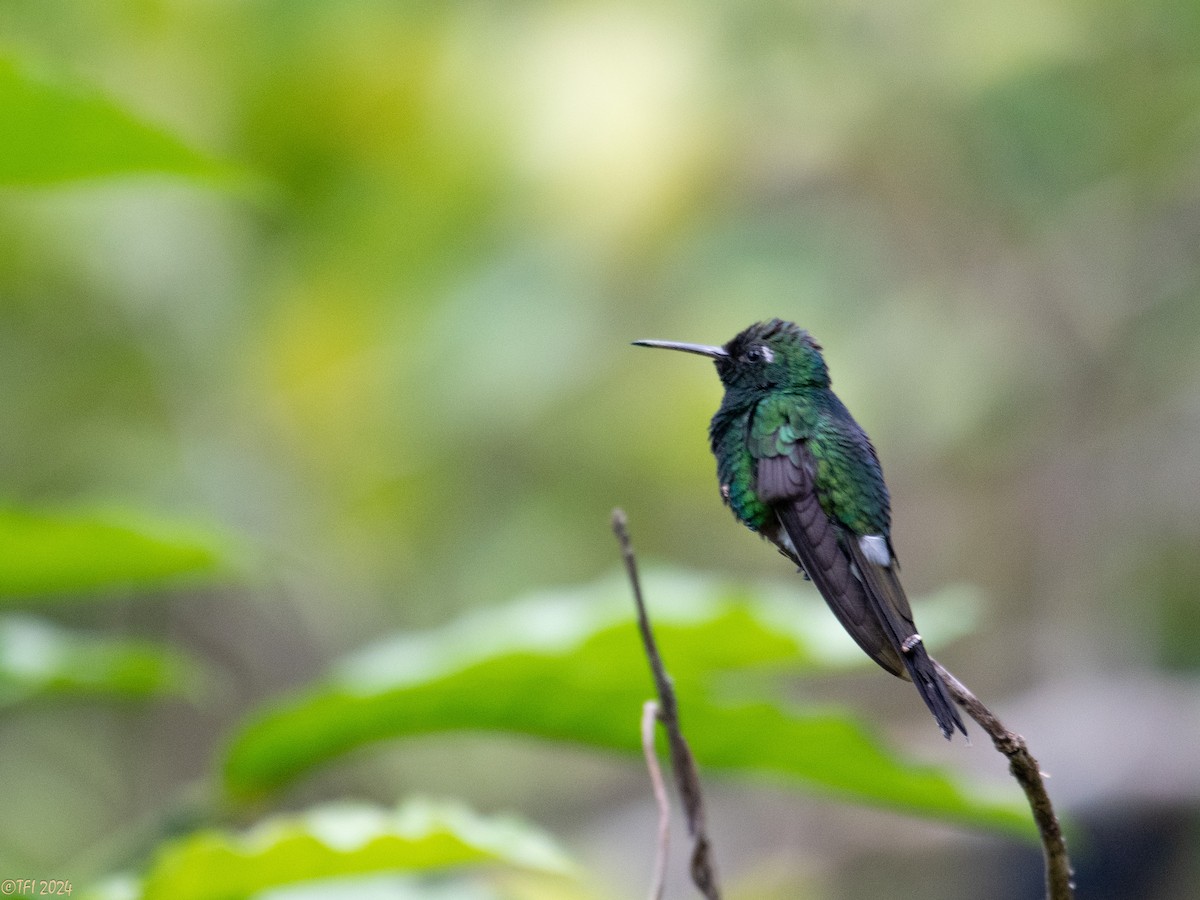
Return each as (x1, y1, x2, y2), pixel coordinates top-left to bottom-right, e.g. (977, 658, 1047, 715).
(91, 800, 577, 900)
(223, 571, 1032, 838)
(0, 614, 200, 705)
(0, 53, 235, 186)
(0, 507, 232, 599)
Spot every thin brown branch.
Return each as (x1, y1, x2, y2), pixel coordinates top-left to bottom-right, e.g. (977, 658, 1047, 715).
(933, 660, 1074, 900)
(641, 700, 669, 900)
(613, 508, 721, 900)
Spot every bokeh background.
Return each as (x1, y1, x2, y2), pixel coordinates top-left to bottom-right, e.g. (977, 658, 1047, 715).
(2, 0, 1200, 897)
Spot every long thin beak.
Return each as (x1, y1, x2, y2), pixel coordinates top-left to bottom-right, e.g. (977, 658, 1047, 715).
(632, 339, 727, 359)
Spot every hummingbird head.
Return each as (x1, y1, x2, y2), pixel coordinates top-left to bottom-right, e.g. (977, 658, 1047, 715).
(634, 319, 830, 393)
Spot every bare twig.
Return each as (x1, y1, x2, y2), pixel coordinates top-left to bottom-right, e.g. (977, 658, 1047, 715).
(641, 700, 669, 900)
(933, 660, 1074, 900)
(611, 508, 1066, 899)
(613, 508, 720, 900)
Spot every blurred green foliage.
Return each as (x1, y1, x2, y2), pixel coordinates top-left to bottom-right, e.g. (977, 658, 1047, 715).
(223, 571, 1028, 835)
(104, 800, 580, 900)
(0, 615, 198, 705)
(0, 54, 233, 186)
(0, 506, 228, 598)
(1, 0, 1199, 897)
(0, 507, 216, 706)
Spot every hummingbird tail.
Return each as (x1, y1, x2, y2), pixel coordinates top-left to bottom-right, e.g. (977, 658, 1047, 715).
(899, 641, 967, 740)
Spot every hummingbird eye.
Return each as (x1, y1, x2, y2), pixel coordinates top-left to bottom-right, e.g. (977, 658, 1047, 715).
(747, 345, 774, 364)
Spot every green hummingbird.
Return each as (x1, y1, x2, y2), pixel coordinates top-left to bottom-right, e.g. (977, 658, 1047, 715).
(634, 319, 966, 739)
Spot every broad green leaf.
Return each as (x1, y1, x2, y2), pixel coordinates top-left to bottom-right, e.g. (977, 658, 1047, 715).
(0, 507, 232, 599)
(223, 571, 1032, 837)
(0, 54, 234, 186)
(0, 615, 200, 704)
(256, 875, 530, 900)
(89, 800, 577, 900)
(88, 874, 590, 900)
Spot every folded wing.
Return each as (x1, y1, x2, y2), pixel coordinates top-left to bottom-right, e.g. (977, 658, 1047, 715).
(757, 448, 966, 739)
(757, 451, 906, 677)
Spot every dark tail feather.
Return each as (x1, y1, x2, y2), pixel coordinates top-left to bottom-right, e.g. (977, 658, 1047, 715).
(900, 641, 966, 740)
(841, 539, 968, 741)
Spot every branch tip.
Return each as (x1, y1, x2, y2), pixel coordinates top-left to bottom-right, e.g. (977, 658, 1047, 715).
(934, 659, 1074, 900)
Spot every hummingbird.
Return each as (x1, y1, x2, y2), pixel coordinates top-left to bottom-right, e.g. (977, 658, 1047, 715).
(634, 319, 966, 739)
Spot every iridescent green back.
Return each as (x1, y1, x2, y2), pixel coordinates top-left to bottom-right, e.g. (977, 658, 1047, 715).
(710, 388, 891, 539)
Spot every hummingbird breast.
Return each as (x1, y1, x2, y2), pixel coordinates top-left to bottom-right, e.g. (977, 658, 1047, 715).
(708, 398, 773, 532)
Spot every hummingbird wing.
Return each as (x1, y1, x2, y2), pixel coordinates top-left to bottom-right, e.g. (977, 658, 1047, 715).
(755, 447, 906, 677)
(754, 428, 966, 739)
